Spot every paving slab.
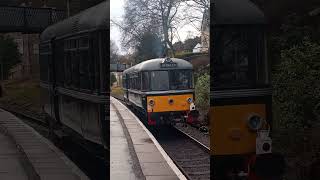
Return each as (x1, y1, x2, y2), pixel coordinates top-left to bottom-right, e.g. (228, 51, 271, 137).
(0, 109, 89, 180)
(110, 104, 139, 180)
(0, 132, 28, 180)
(111, 97, 186, 180)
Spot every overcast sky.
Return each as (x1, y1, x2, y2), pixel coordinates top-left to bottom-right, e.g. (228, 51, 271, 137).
(110, 0, 202, 54)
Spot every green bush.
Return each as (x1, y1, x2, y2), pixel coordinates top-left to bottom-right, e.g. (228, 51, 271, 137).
(273, 38, 320, 129)
(110, 73, 117, 87)
(0, 35, 21, 79)
(195, 73, 210, 121)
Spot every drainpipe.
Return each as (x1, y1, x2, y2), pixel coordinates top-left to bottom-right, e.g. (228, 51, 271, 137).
(66, 0, 70, 17)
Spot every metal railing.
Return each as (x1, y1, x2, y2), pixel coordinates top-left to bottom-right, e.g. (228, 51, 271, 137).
(0, 6, 65, 33)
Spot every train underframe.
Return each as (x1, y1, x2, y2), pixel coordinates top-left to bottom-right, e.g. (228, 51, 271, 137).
(146, 110, 199, 126)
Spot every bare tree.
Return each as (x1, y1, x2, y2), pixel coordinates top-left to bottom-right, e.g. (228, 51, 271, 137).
(121, 0, 183, 56)
(181, 0, 210, 50)
(110, 40, 119, 64)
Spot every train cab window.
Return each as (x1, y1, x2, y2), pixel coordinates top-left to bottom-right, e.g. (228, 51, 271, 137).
(141, 72, 150, 91)
(170, 70, 193, 90)
(151, 71, 169, 91)
(213, 27, 268, 89)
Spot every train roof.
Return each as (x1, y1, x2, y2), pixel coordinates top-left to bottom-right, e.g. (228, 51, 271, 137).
(123, 58, 193, 74)
(40, 1, 108, 41)
(213, 0, 266, 25)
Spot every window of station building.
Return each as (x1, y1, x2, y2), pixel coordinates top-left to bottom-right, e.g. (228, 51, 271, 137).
(141, 72, 150, 91)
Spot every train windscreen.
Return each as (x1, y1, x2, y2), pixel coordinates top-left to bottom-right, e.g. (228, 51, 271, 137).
(212, 27, 269, 90)
(170, 70, 193, 90)
(150, 70, 193, 91)
(151, 71, 170, 91)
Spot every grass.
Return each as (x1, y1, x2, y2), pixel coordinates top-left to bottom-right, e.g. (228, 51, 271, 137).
(0, 78, 41, 113)
(110, 86, 124, 100)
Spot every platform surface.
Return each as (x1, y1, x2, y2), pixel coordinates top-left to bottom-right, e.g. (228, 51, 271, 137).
(110, 97, 186, 180)
(0, 108, 89, 180)
(0, 131, 28, 180)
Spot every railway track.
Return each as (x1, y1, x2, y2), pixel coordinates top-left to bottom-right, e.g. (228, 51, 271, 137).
(112, 96, 211, 180)
(151, 126, 210, 180)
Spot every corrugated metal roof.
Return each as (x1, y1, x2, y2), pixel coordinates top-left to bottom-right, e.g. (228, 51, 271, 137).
(213, 0, 266, 25)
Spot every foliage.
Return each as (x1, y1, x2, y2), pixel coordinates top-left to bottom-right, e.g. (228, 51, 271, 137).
(0, 35, 21, 80)
(121, 0, 183, 55)
(110, 73, 117, 87)
(183, 36, 201, 51)
(134, 32, 164, 63)
(110, 40, 119, 64)
(273, 38, 320, 129)
(195, 73, 209, 116)
(110, 86, 124, 100)
(172, 36, 201, 52)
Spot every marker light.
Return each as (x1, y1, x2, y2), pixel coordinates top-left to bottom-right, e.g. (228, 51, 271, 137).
(247, 114, 263, 130)
(149, 99, 155, 106)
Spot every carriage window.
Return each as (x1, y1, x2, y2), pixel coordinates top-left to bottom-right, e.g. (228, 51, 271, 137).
(71, 51, 80, 88)
(79, 37, 89, 48)
(142, 72, 150, 90)
(64, 53, 72, 86)
(79, 50, 90, 90)
(170, 70, 193, 90)
(137, 73, 141, 90)
(151, 71, 169, 91)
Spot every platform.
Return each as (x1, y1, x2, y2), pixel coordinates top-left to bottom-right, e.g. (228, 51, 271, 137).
(110, 97, 186, 180)
(0, 108, 89, 180)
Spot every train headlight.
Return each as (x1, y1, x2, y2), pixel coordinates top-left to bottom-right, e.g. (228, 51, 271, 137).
(187, 97, 193, 103)
(149, 99, 155, 107)
(247, 114, 263, 131)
